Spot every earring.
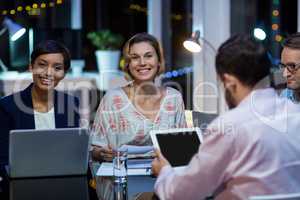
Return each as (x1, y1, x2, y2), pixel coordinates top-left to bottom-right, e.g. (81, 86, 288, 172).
(157, 64, 160, 74)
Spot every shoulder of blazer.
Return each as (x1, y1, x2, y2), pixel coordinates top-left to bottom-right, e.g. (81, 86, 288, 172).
(0, 94, 16, 113)
(0, 83, 33, 114)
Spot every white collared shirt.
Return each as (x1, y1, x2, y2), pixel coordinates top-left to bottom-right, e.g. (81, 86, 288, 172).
(155, 88, 300, 200)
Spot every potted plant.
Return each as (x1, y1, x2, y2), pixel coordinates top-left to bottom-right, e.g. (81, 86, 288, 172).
(87, 30, 124, 73)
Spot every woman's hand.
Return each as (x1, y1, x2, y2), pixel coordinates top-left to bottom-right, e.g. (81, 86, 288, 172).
(92, 145, 114, 162)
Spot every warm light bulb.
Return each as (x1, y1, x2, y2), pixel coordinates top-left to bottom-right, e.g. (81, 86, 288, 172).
(275, 34, 283, 42)
(272, 10, 279, 17)
(272, 24, 279, 31)
(41, 3, 46, 8)
(17, 6, 23, 12)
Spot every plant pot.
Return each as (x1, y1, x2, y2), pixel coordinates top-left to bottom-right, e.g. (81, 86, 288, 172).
(95, 50, 120, 73)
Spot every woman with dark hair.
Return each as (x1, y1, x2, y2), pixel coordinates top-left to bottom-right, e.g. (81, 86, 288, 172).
(0, 40, 80, 166)
(91, 33, 186, 161)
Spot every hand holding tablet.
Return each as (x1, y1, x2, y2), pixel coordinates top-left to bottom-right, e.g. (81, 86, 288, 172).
(150, 128, 203, 170)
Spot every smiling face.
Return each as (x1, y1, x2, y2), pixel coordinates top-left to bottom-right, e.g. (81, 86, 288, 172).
(281, 47, 300, 90)
(30, 53, 66, 92)
(128, 42, 160, 83)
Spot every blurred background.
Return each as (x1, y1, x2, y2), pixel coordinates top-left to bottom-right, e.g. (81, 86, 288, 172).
(0, 0, 298, 120)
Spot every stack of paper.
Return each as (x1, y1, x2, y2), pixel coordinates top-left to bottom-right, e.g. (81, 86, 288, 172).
(127, 159, 152, 169)
(96, 145, 154, 176)
(120, 145, 154, 159)
(96, 161, 152, 176)
(119, 145, 153, 154)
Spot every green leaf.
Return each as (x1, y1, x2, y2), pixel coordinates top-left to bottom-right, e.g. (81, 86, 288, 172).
(87, 30, 124, 50)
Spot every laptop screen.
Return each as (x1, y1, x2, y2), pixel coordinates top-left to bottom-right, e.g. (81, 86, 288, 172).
(156, 131, 201, 167)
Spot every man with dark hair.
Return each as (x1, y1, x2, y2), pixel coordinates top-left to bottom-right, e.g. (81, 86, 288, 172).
(151, 35, 300, 199)
(280, 33, 300, 103)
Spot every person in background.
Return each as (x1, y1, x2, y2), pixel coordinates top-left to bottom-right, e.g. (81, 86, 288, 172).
(0, 40, 80, 167)
(152, 35, 300, 199)
(280, 33, 300, 103)
(91, 33, 186, 161)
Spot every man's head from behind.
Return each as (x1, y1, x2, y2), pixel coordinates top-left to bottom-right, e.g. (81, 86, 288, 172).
(281, 33, 300, 91)
(216, 35, 271, 109)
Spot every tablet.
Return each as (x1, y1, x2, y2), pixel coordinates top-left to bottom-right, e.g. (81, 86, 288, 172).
(150, 128, 203, 170)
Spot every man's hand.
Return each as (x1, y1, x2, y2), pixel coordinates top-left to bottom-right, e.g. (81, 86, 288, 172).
(151, 149, 170, 177)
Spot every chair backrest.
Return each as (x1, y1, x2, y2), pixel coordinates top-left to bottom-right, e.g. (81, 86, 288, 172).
(249, 193, 300, 200)
(184, 110, 194, 128)
(191, 111, 218, 131)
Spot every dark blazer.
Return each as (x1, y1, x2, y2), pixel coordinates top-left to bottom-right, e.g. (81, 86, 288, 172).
(0, 83, 80, 166)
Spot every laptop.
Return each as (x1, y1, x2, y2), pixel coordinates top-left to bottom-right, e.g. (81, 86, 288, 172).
(7, 128, 89, 178)
(150, 127, 203, 171)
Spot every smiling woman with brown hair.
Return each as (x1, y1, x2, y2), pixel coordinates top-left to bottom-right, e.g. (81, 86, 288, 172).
(91, 33, 187, 161)
(0, 40, 80, 167)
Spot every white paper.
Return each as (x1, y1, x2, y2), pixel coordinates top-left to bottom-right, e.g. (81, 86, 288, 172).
(96, 162, 152, 176)
(118, 145, 153, 155)
(127, 159, 152, 169)
(90, 142, 153, 155)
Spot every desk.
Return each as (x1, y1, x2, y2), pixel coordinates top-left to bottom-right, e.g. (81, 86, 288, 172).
(0, 176, 156, 200)
(91, 162, 156, 200)
(0, 172, 98, 200)
(0, 164, 157, 200)
(95, 176, 156, 200)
